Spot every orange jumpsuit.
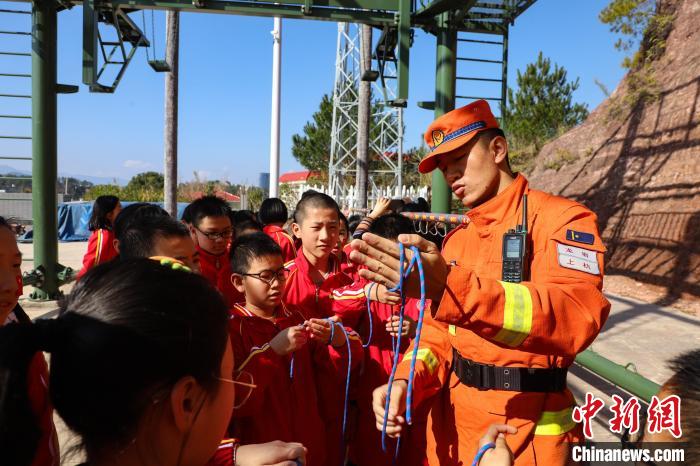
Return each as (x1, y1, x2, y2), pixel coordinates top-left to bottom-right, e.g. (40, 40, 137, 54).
(394, 174, 611, 466)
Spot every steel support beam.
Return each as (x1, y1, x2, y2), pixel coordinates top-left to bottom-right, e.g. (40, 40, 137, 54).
(31, 0, 59, 299)
(414, 0, 476, 19)
(431, 11, 455, 214)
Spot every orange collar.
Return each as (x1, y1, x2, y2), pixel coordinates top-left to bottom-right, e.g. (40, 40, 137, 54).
(465, 173, 530, 229)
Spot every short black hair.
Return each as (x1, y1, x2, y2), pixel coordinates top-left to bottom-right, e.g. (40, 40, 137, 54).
(113, 203, 169, 241)
(231, 209, 256, 225)
(478, 128, 512, 173)
(119, 216, 190, 259)
(259, 198, 289, 225)
(186, 196, 231, 228)
(347, 215, 362, 235)
(88, 195, 120, 231)
(339, 212, 349, 232)
(0, 216, 10, 232)
(230, 232, 282, 274)
(234, 219, 263, 238)
(369, 213, 413, 241)
(293, 192, 340, 224)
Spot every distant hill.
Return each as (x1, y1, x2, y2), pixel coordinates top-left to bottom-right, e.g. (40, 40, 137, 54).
(526, 0, 698, 305)
(0, 164, 127, 186)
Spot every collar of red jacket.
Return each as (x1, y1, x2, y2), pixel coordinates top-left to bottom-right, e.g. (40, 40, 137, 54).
(293, 247, 340, 278)
(465, 173, 530, 229)
(231, 302, 293, 319)
(196, 244, 229, 265)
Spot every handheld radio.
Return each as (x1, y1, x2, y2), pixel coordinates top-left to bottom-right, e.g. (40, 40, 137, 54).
(501, 195, 529, 283)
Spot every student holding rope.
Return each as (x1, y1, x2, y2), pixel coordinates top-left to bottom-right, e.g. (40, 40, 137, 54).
(350, 99, 611, 466)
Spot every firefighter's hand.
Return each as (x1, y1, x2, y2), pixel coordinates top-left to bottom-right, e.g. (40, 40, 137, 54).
(372, 380, 407, 438)
(270, 325, 309, 356)
(236, 440, 307, 466)
(370, 196, 392, 218)
(350, 233, 448, 302)
(385, 315, 416, 338)
(477, 424, 517, 466)
(365, 283, 401, 305)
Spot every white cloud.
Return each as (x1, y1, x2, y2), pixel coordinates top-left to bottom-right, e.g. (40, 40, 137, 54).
(123, 159, 153, 170)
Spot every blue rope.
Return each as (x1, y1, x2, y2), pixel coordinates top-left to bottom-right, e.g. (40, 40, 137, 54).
(363, 283, 375, 348)
(471, 442, 496, 466)
(330, 320, 353, 466)
(380, 243, 427, 453)
(405, 245, 426, 425)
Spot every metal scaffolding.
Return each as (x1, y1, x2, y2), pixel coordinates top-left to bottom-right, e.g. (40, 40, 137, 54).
(1, 0, 537, 299)
(328, 23, 404, 211)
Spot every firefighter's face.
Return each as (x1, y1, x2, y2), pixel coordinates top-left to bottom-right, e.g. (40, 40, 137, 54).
(438, 133, 509, 208)
(0, 227, 20, 324)
(292, 207, 339, 262)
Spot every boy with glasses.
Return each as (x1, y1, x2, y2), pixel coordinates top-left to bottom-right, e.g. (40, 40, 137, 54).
(185, 195, 242, 306)
(227, 233, 360, 466)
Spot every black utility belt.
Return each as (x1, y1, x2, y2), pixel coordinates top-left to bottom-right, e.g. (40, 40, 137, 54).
(452, 349, 568, 393)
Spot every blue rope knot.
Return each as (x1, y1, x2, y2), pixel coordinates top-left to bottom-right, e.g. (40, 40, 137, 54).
(380, 243, 427, 456)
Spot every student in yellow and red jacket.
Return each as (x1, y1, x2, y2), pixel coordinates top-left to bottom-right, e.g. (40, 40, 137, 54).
(260, 197, 297, 263)
(184, 195, 243, 307)
(228, 233, 361, 466)
(77, 195, 121, 279)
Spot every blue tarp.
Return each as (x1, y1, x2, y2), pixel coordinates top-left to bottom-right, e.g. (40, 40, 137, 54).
(20, 201, 189, 242)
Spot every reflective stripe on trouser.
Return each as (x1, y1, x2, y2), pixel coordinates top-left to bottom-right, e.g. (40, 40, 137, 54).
(534, 407, 577, 436)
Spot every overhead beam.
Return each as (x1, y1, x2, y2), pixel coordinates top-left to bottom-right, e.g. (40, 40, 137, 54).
(414, 0, 476, 19)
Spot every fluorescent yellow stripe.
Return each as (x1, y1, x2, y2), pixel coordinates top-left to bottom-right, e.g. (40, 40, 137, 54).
(493, 281, 533, 347)
(534, 407, 576, 436)
(94, 229, 104, 265)
(402, 348, 438, 375)
(238, 343, 272, 372)
(448, 324, 456, 336)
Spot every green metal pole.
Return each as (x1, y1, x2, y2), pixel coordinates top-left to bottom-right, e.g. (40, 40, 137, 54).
(575, 349, 661, 403)
(431, 11, 456, 213)
(31, 0, 59, 300)
(500, 27, 508, 118)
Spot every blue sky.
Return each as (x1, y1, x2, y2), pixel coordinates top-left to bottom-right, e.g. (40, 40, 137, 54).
(1, 0, 627, 185)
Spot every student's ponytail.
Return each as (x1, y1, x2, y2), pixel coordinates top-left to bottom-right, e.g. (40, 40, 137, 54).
(0, 317, 64, 465)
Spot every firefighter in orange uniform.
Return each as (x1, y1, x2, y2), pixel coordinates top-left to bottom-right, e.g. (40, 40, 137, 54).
(349, 100, 611, 466)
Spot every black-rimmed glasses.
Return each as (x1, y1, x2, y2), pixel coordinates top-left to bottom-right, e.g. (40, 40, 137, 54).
(240, 267, 290, 286)
(195, 227, 233, 241)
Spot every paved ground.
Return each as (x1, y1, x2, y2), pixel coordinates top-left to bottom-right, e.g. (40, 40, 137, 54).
(17, 242, 700, 456)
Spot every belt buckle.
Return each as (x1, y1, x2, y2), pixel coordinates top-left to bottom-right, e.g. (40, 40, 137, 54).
(478, 363, 496, 391)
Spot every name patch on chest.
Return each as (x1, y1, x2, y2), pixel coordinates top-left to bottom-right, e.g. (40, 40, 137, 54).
(556, 243, 600, 275)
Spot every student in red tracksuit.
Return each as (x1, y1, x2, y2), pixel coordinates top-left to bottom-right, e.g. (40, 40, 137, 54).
(0, 216, 60, 466)
(228, 233, 361, 466)
(331, 213, 430, 466)
(184, 195, 243, 307)
(260, 197, 297, 263)
(78, 195, 121, 279)
(283, 192, 367, 465)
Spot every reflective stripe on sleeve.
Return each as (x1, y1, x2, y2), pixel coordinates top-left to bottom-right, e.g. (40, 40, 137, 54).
(402, 348, 439, 375)
(493, 281, 533, 347)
